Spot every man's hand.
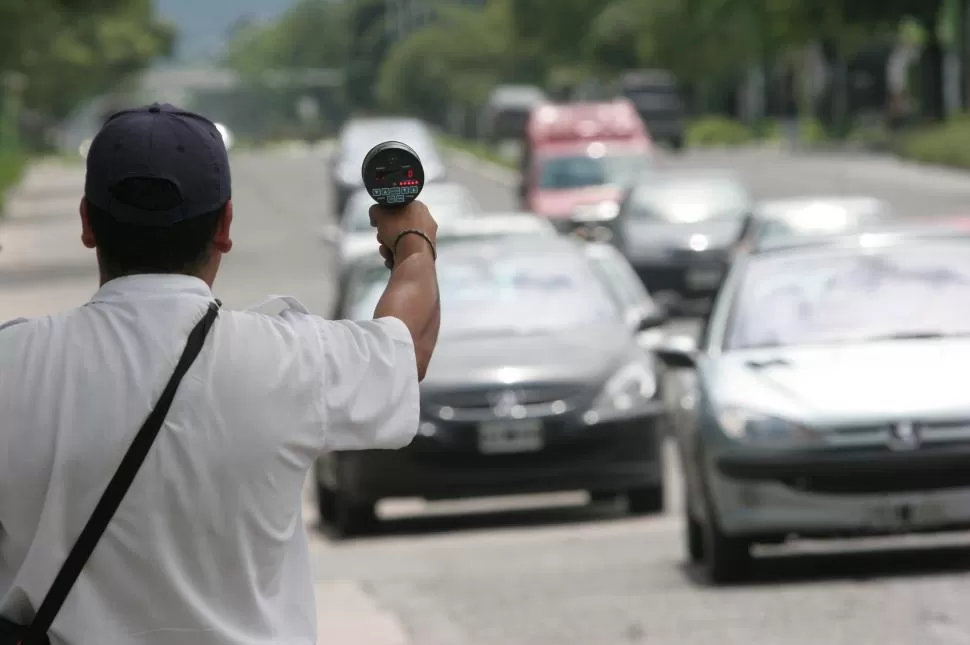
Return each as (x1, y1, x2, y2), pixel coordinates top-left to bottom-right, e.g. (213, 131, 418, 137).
(370, 200, 438, 268)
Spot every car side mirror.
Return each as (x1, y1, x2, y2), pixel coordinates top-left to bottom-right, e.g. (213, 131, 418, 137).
(654, 334, 698, 369)
(636, 307, 667, 332)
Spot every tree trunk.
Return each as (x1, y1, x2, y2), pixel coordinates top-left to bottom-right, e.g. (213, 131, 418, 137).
(920, 3, 946, 121)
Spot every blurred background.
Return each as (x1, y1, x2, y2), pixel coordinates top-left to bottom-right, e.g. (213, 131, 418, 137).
(3, 0, 970, 170)
(8, 2, 970, 645)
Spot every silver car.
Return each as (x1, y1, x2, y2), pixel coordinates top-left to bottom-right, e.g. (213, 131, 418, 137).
(323, 183, 483, 265)
(656, 229, 970, 584)
(734, 195, 895, 253)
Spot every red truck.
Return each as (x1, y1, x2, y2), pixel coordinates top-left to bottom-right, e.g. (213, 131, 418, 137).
(517, 99, 656, 236)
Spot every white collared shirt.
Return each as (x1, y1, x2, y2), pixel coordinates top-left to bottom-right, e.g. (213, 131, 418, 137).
(0, 274, 419, 645)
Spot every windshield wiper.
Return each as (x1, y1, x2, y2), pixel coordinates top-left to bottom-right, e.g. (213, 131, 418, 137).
(744, 357, 792, 369)
(859, 331, 946, 342)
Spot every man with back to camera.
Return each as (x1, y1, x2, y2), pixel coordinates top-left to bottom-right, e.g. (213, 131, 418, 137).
(0, 103, 440, 644)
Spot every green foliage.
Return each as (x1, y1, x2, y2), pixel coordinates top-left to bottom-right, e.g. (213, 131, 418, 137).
(221, 0, 947, 141)
(17, 0, 176, 122)
(376, 0, 514, 122)
(686, 116, 753, 147)
(0, 148, 26, 215)
(895, 116, 970, 168)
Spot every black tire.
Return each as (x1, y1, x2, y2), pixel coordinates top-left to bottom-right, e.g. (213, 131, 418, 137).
(589, 490, 620, 504)
(627, 485, 664, 515)
(700, 495, 751, 584)
(669, 135, 685, 151)
(316, 481, 336, 525)
(684, 490, 704, 562)
(329, 494, 378, 540)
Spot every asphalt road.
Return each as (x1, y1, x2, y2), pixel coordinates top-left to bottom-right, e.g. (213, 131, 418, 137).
(5, 145, 970, 645)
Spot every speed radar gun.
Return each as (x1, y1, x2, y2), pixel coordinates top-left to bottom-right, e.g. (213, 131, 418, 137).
(361, 141, 425, 207)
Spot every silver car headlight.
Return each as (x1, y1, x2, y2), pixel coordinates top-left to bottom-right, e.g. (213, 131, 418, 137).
(586, 360, 657, 422)
(572, 201, 619, 222)
(717, 407, 820, 444)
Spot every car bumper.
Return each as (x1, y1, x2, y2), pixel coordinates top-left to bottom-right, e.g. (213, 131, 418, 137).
(632, 253, 727, 300)
(329, 403, 665, 501)
(707, 445, 970, 539)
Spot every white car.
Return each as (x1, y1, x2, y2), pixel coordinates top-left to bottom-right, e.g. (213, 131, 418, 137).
(321, 183, 483, 264)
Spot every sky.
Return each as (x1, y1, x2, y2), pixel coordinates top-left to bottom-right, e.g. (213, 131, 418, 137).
(154, 0, 297, 62)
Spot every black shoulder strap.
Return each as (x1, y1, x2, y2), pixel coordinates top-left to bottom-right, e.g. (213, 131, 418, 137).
(24, 301, 221, 642)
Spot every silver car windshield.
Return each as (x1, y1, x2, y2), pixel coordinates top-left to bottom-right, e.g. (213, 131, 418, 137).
(628, 178, 749, 222)
(727, 242, 970, 349)
(348, 252, 620, 336)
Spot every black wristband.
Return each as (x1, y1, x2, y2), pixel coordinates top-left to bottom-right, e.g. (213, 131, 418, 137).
(391, 229, 436, 261)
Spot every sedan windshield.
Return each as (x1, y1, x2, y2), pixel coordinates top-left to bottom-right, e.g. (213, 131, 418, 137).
(348, 251, 621, 336)
(537, 153, 650, 190)
(727, 242, 970, 349)
(627, 178, 749, 222)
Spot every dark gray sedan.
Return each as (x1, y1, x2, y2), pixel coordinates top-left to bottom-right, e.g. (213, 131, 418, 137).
(613, 170, 752, 311)
(317, 236, 668, 537)
(656, 230, 970, 584)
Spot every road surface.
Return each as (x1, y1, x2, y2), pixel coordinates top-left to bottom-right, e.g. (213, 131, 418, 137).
(4, 145, 970, 645)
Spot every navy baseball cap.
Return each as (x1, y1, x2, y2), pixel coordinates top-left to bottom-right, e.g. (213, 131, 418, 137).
(84, 102, 231, 226)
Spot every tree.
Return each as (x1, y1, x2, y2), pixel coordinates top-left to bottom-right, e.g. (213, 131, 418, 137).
(376, 0, 514, 125)
(0, 0, 174, 153)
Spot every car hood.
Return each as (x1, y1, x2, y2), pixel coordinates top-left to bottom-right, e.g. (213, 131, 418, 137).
(622, 219, 742, 256)
(709, 340, 970, 423)
(532, 185, 622, 218)
(422, 323, 632, 389)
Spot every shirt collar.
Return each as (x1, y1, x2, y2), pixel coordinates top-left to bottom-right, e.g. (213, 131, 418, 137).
(89, 274, 213, 304)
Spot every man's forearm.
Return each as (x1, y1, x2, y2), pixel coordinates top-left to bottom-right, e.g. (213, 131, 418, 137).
(374, 240, 439, 379)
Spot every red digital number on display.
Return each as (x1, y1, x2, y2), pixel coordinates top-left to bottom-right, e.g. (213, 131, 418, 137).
(407, 169, 414, 178)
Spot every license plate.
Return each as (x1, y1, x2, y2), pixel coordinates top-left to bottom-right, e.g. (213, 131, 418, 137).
(868, 499, 945, 531)
(477, 420, 544, 454)
(686, 267, 723, 288)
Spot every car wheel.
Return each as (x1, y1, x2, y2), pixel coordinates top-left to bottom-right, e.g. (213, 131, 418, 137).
(700, 495, 751, 584)
(329, 494, 378, 540)
(626, 485, 664, 515)
(589, 490, 620, 504)
(316, 482, 336, 525)
(684, 490, 704, 562)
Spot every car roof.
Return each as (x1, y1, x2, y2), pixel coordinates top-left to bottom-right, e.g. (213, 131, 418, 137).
(629, 168, 746, 189)
(352, 232, 582, 271)
(436, 212, 557, 237)
(754, 195, 890, 219)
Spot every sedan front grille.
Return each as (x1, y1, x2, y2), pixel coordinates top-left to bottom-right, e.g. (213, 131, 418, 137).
(423, 384, 585, 410)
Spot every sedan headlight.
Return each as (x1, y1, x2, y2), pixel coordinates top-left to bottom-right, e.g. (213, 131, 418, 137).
(572, 201, 619, 222)
(587, 360, 658, 422)
(717, 407, 819, 444)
